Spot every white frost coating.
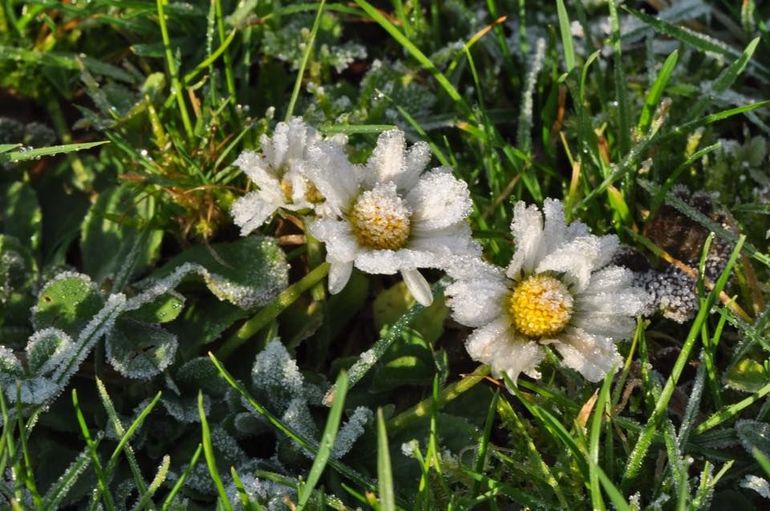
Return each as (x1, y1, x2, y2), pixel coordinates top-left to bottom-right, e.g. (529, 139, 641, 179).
(25, 328, 75, 376)
(332, 406, 373, 459)
(741, 475, 770, 499)
(224, 472, 293, 511)
(447, 199, 650, 385)
(251, 340, 305, 404)
(401, 439, 420, 459)
(281, 398, 318, 458)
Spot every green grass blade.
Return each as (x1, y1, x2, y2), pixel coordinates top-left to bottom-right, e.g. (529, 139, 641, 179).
(556, 0, 576, 71)
(637, 50, 678, 133)
(1, 141, 109, 163)
(297, 370, 349, 510)
(608, 0, 630, 156)
(376, 408, 396, 511)
(285, 0, 326, 120)
(230, 466, 262, 511)
(72, 389, 115, 511)
(622, 235, 746, 487)
(160, 444, 203, 511)
(472, 390, 499, 498)
(588, 373, 614, 511)
(198, 391, 233, 511)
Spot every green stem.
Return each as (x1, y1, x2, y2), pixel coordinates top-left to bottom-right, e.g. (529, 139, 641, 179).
(389, 365, 491, 430)
(214, 0, 236, 98)
(215, 262, 330, 360)
(285, 0, 326, 121)
(694, 379, 770, 435)
(157, 0, 194, 139)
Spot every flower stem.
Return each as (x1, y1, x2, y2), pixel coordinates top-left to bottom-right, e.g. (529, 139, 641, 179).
(388, 365, 491, 431)
(215, 262, 330, 360)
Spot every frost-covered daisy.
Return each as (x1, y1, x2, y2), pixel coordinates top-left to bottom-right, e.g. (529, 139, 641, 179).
(306, 129, 480, 306)
(231, 118, 345, 235)
(445, 199, 648, 383)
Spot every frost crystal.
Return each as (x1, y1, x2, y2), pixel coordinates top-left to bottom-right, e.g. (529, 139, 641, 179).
(332, 406, 373, 459)
(741, 474, 770, 499)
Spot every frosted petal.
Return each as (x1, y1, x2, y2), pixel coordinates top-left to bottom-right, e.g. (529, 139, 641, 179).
(407, 168, 473, 231)
(401, 269, 433, 306)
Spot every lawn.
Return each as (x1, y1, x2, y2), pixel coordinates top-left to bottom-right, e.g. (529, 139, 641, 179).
(1, 0, 770, 509)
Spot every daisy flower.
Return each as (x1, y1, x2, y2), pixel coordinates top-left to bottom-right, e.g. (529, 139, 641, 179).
(305, 129, 480, 306)
(445, 199, 648, 383)
(231, 118, 344, 235)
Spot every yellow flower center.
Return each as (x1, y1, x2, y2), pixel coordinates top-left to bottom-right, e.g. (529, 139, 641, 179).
(349, 185, 411, 250)
(280, 177, 324, 204)
(509, 274, 573, 338)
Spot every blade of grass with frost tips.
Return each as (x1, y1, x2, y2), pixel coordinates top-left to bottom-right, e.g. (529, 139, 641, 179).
(297, 370, 348, 510)
(321, 124, 396, 135)
(207, 353, 382, 499)
(132, 455, 169, 511)
(96, 379, 159, 507)
(376, 409, 396, 511)
(622, 235, 745, 487)
(637, 50, 678, 133)
(353, 0, 469, 114)
(694, 379, 770, 435)
(323, 279, 447, 405)
(160, 444, 202, 511)
(556, 0, 576, 71)
(285, 0, 325, 121)
(41, 447, 92, 511)
(0, 141, 109, 163)
(461, 470, 546, 508)
(198, 391, 233, 511)
(72, 389, 115, 511)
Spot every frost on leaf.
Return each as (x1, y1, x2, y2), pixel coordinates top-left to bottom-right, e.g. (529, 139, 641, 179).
(0, 345, 23, 386)
(25, 328, 75, 376)
(332, 406, 373, 459)
(136, 235, 288, 310)
(106, 318, 178, 379)
(251, 340, 306, 410)
(162, 392, 209, 424)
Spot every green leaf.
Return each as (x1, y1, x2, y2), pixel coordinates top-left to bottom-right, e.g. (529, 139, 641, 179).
(556, 0, 576, 71)
(0, 181, 42, 252)
(25, 328, 75, 376)
(725, 356, 770, 393)
(125, 291, 185, 324)
(637, 50, 678, 133)
(736, 420, 770, 458)
(148, 235, 288, 310)
(32, 273, 104, 337)
(80, 185, 163, 287)
(105, 318, 178, 379)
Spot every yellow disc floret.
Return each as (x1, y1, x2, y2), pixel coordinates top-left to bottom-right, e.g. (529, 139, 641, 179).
(349, 184, 411, 250)
(509, 274, 573, 338)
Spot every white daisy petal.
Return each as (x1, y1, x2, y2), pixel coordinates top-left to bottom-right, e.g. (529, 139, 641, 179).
(354, 248, 437, 275)
(234, 151, 282, 191)
(398, 139, 431, 191)
(544, 328, 621, 382)
(328, 260, 354, 295)
(535, 235, 607, 292)
(445, 270, 508, 327)
(407, 168, 473, 231)
(309, 219, 358, 262)
(507, 201, 545, 278)
(409, 223, 481, 257)
(364, 129, 406, 188)
(401, 269, 433, 306)
(572, 312, 636, 339)
(304, 143, 360, 215)
(230, 191, 280, 235)
(465, 318, 544, 383)
(581, 265, 636, 295)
